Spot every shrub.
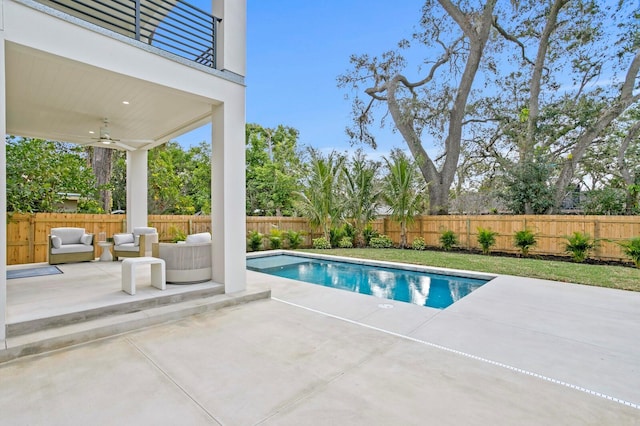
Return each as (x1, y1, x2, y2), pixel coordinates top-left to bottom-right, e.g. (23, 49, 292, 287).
(564, 232, 595, 263)
(439, 230, 458, 251)
(514, 229, 537, 257)
(268, 228, 284, 250)
(338, 236, 353, 248)
(412, 237, 427, 251)
(370, 235, 393, 248)
(618, 237, 640, 268)
(286, 230, 304, 249)
(169, 226, 187, 243)
(363, 224, 379, 247)
(247, 230, 264, 252)
(329, 226, 346, 248)
(312, 237, 331, 249)
(477, 227, 498, 255)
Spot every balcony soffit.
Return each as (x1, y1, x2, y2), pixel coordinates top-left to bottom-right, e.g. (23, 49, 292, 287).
(6, 42, 219, 150)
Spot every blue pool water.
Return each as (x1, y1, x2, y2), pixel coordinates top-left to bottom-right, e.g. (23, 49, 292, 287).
(247, 254, 490, 309)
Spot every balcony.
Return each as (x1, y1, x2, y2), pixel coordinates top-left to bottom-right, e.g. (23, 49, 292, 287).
(36, 0, 220, 68)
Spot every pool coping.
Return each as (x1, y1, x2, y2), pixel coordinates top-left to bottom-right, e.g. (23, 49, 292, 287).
(246, 249, 497, 282)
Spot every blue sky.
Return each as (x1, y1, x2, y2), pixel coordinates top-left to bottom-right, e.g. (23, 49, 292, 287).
(175, 0, 426, 157)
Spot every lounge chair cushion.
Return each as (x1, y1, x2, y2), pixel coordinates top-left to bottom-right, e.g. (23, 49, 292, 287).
(51, 236, 62, 249)
(185, 232, 212, 244)
(116, 243, 140, 252)
(51, 243, 94, 255)
(52, 227, 86, 245)
(81, 234, 93, 245)
(133, 227, 157, 235)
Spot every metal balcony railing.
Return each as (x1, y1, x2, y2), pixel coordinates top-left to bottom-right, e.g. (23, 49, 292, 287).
(40, 0, 220, 68)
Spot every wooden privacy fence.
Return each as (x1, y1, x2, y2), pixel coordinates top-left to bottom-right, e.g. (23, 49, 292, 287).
(6, 213, 640, 265)
(374, 215, 640, 262)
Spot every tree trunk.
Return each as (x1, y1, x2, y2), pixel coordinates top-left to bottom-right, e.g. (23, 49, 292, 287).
(428, 181, 449, 215)
(90, 147, 113, 213)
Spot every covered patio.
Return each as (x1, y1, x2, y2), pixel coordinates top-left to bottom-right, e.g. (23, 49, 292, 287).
(1, 0, 248, 347)
(3, 261, 269, 363)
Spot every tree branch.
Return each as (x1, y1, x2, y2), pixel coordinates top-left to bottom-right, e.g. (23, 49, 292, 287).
(492, 17, 536, 67)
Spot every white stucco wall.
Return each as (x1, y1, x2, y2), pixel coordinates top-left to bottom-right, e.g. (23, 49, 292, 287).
(1, 22, 8, 343)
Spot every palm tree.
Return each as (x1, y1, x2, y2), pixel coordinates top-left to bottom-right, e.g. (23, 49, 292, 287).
(382, 150, 425, 248)
(342, 150, 381, 247)
(296, 149, 345, 241)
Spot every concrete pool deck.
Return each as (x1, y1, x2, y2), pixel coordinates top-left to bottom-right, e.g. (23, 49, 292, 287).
(1, 266, 639, 424)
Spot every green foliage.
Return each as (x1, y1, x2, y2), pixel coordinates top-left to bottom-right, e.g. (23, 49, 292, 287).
(499, 156, 554, 214)
(312, 237, 331, 249)
(477, 228, 498, 255)
(6, 137, 101, 213)
(564, 232, 595, 263)
(338, 236, 353, 248)
(370, 235, 393, 248)
(618, 237, 640, 268)
(246, 124, 302, 216)
(342, 150, 381, 246)
(583, 188, 626, 215)
(412, 237, 427, 251)
(514, 229, 537, 257)
(363, 224, 379, 247)
(268, 227, 284, 250)
(147, 141, 209, 215)
(296, 149, 345, 240)
(439, 230, 458, 251)
(169, 226, 187, 243)
(285, 230, 304, 249)
(382, 151, 425, 248)
(329, 226, 346, 248)
(247, 230, 264, 252)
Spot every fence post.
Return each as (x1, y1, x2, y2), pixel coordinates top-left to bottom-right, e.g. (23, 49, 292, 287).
(28, 214, 35, 264)
(594, 219, 600, 259)
(188, 219, 193, 235)
(466, 218, 471, 249)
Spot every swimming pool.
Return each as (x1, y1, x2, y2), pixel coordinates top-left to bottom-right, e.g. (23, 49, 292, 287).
(247, 253, 493, 309)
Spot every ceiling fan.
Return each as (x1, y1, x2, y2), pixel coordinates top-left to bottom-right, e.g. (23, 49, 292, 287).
(88, 118, 151, 151)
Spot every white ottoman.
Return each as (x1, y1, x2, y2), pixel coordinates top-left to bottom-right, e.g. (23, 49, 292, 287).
(122, 257, 166, 295)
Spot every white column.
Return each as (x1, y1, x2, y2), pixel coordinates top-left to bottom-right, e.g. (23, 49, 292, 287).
(0, 36, 8, 343)
(126, 150, 148, 231)
(212, 0, 246, 76)
(211, 97, 246, 293)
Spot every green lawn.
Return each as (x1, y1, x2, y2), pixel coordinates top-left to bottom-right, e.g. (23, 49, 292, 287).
(299, 248, 640, 292)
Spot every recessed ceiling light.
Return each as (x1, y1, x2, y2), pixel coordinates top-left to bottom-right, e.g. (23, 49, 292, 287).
(89, 131, 95, 134)
(122, 101, 130, 105)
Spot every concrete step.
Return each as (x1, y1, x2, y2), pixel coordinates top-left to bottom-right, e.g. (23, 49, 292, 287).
(1, 287, 271, 364)
(7, 285, 227, 338)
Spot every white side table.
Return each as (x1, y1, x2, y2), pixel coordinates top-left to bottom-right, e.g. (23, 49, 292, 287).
(98, 242, 113, 262)
(121, 257, 166, 295)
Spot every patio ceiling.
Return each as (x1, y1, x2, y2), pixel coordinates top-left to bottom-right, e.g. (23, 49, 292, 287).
(5, 42, 217, 151)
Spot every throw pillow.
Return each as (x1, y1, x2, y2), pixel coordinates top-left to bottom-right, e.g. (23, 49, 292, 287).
(81, 234, 93, 245)
(113, 233, 134, 246)
(186, 232, 212, 244)
(51, 236, 62, 249)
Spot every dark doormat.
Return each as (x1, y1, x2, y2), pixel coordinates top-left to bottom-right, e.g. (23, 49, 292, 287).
(7, 266, 63, 279)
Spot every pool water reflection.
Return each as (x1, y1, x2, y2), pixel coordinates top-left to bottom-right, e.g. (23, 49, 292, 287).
(247, 255, 490, 309)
